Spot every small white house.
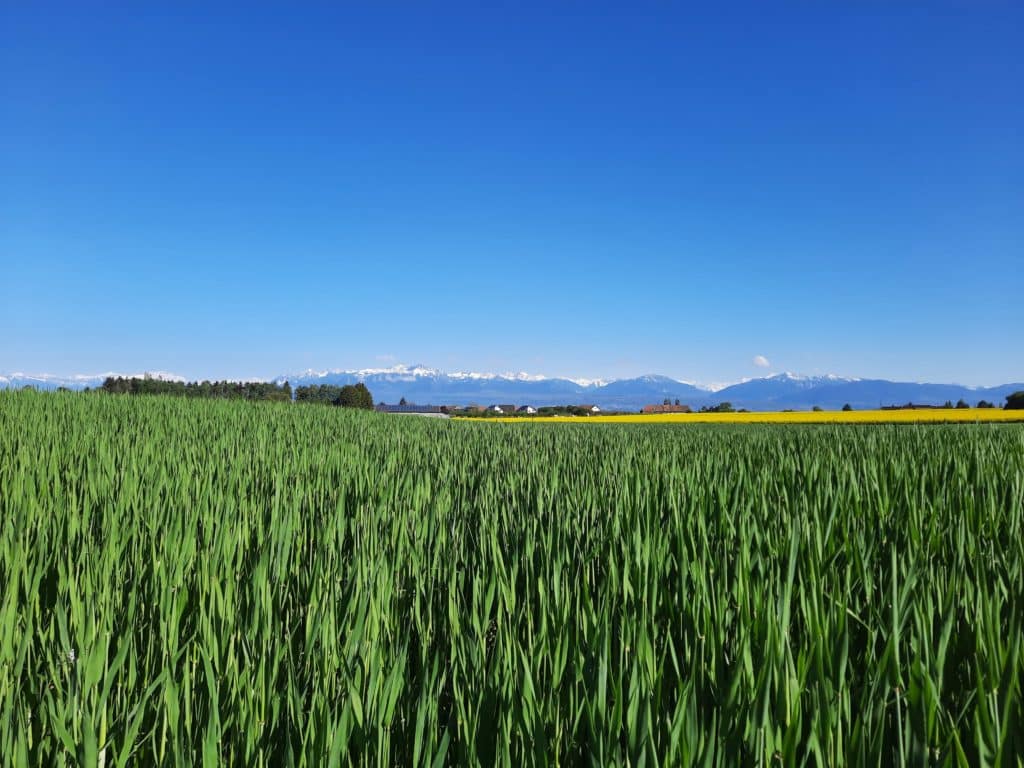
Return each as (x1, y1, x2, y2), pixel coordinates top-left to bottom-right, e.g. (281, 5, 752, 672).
(517, 405, 537, 415)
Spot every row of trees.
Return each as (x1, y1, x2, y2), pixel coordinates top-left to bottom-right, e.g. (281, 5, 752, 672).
(101, 377, 293, 401)
(294, 383, 374, 409)
(945, 399, 990, 409)
(699, 402, 737, 413)
(885, 399, 1006, 410)
(699, 399, 1016, 412)
(98, 376, 380, 411)
(839, 400, 1003, 411)
(100, 377, 376, 409)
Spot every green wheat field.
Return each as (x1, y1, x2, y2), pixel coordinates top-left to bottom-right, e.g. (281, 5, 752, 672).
(1, 391, 1022, 766)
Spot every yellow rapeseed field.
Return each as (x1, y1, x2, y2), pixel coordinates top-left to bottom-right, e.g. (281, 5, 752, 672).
(485, 408, 1024, 424)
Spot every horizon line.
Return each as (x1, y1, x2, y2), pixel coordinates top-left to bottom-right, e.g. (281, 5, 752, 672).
(2, 363, 1022, 392)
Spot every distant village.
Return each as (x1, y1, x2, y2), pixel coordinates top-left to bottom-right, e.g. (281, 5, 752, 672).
(37, 376, 1024, 414)
(375, 400, 698, 418)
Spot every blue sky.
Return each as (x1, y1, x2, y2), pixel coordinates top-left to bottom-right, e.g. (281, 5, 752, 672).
(2, 2, 1021, 385)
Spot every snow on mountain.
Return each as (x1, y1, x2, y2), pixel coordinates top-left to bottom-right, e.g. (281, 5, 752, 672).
(273, 366, 722, 408)
(0, 371, 187, 390)
(3, 364, 1020, 411)
(279, 364, 555, 384)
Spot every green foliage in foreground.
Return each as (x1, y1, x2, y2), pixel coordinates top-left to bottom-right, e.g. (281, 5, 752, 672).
(1, 392, 1022, 766)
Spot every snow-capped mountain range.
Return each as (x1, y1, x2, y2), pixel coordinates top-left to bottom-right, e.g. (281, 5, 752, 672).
(5, 364, 1019, 411)
(277, 364, 609, 388)
(0, 371, 186, 389)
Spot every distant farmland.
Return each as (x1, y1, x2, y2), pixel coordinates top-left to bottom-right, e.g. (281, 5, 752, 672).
(484, 407, 1024, 424)
(1, 391, 1022, 764)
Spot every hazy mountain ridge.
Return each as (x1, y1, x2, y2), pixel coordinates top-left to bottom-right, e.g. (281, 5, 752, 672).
(714, 376, 1023, 412)
(3, 367, 1021, 411)
(0, 371, 186, 389)
(271, 367, 1022, 411)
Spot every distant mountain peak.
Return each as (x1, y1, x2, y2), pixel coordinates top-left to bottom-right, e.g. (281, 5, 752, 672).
(0, 370, 186, 387)
(281, 364, 591, 386)
(765, 371, 859, 385)
(3, 365, 1020, 412)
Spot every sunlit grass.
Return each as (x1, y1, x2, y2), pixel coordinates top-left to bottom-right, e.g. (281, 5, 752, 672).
(2, 390, 1022, 764)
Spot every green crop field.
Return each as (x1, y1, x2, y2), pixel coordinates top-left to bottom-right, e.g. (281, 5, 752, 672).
(1, 391, 1022, 766)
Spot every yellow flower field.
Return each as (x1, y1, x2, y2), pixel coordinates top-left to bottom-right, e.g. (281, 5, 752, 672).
(483, 408, 1024, 425)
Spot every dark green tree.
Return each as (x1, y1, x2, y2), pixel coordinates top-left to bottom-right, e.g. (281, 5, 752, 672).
(700, 402, 735, 413)
(354, 383, 374, 409)
(336, 385, 358, 407)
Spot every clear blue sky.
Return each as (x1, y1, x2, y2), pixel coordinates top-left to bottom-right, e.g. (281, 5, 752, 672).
(2, 2, 1021, 385)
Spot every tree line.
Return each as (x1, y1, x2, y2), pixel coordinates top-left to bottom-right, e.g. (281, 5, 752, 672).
(101, 377, 293, 401)
(293, 383, 374, 409)
(99, 377, 375, 409)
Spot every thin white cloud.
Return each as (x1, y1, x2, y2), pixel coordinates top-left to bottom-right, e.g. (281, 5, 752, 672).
(753, 355, 770, 368)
